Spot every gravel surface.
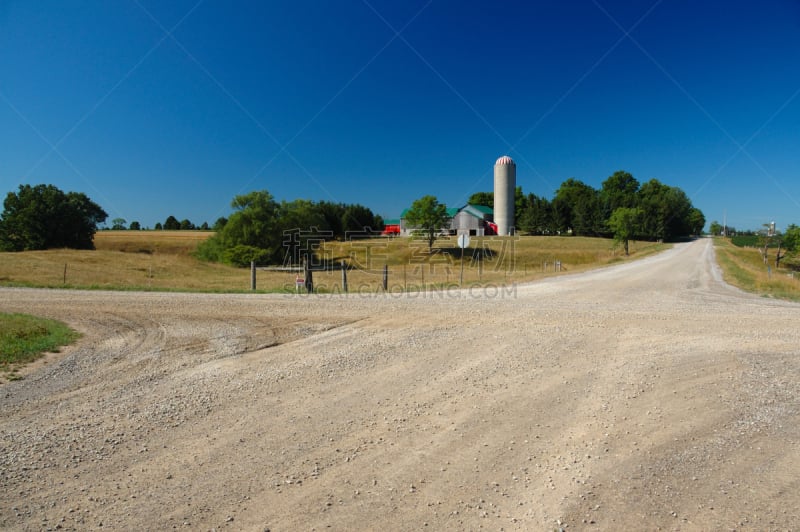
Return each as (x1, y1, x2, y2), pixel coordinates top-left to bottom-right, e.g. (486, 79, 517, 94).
(1, 238, 799, 530)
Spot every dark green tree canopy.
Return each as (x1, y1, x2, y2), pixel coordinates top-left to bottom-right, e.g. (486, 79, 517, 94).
(637, 179, 693, 241)
(600, 170, 640, 221)
(502, 172, 703, 241)
(196, 190, 383, 266)
(0, 184, 107, 251)
(163, 216, 181, 230)
(517, 193, 553, 235)
(554, 178, 602, 236)
(468, 191, 493, 208)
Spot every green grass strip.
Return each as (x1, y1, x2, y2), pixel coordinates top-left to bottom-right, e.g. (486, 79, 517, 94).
(0, 313, 80, 367)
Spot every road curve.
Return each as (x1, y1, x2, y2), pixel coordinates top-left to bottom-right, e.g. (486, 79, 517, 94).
(1, 238, 799, 530)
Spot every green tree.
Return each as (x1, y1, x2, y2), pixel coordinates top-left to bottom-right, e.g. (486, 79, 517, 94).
(163, 216, 180, 230)
(317, 201, 345, 238)
(517, 193, 552, 235)
(342, 204, 379, 234)
(600, 171, 639, 234)
(129, 221, 141, 231)
(404, 195, 451, 253)
(197, 192, 386, 266)
(276, 199, 329, 264)
(0, 184, 107, 251)
(513, 186, 526, 229)
(154, 222, 163, 230)
(637, 179, 694, 241)
(554, 178, 601, 236)
(782, 224, 800, 253)
(600, 171, 639, 208)
(608, 207, 642, 255)
(468, 191, 493, 208)
(179, 219, 194, 230)
(687, 208, 706, 236)
(709, 220, 723, 236)
(197, 190, 281, 266)
(550, 196, 570, 234)
(111, 218, 127, 230)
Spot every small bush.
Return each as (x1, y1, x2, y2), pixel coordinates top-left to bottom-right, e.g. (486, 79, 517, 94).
(223, 245, 271, 267)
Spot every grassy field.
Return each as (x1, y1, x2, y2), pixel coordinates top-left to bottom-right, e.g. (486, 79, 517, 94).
(314, 235, 665, 293)
(713, 237, 800, 301)
(0, 313, 80, 380)
(0, 231, 667, 293)
(0, 231, 266, 292)
(94, 229, 214, 255)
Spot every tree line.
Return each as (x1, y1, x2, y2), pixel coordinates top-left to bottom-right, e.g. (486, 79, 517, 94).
(108, 216, 220, 231)
(469, 170, 705, 254)
(196, 191, 383, 266)
(0, 184, 382, 261)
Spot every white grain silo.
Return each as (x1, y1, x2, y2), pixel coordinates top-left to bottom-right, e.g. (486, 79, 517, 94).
(493, 155, 516, 236)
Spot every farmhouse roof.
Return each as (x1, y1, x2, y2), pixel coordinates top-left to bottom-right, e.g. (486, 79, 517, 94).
(399, 204, 491, 220)
(468, 204, 493, 215)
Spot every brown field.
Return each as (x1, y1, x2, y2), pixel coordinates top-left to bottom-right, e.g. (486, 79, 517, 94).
(0, 231, 256, 292)
(313, 235, 666, 293)
(94, 229, 214, 255)
(0, 231, 666, 293)
(713, 237, 800, 301)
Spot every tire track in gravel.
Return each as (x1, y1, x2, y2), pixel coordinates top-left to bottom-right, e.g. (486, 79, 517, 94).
(1, 239, 800, 531)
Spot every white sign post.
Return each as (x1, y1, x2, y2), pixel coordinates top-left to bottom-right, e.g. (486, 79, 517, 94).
(457, 234, 470, 286)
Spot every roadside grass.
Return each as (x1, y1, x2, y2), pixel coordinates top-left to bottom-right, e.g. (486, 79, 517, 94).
(713, 237, 800, 302)
(0, 231, 667, 293)
(0, 313, 80, 380)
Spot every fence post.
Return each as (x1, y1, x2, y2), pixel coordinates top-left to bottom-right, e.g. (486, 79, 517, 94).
(341, 263, 348, 293)
(304, 259, 313, 294)
(250, 261, 256, 290)
(382, 264, 388, 292)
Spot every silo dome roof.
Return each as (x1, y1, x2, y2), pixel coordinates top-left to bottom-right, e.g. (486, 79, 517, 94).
(495, 155, 515, 165)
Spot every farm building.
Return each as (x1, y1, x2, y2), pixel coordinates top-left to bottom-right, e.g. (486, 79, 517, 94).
(451, 204, 496, 236)
(397, 204, 496, 236)
(381, 219, 401, 236)
(391, 155, 513, 238)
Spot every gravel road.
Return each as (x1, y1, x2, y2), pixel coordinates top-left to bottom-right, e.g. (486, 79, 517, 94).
(1, 238, 799, 530)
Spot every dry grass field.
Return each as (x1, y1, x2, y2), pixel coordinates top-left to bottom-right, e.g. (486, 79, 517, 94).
(713, 237, 800, 301)
(94, 229, 213, 255)
(0, 231, 257, 292)
(0, 231, 667, 293)
(314, 235, 666, 293)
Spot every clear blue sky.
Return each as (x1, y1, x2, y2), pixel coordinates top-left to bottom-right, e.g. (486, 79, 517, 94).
(2, 0, 799, 231)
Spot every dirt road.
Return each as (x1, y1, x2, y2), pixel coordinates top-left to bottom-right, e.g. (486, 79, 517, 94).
(1, 238, 798, 530)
